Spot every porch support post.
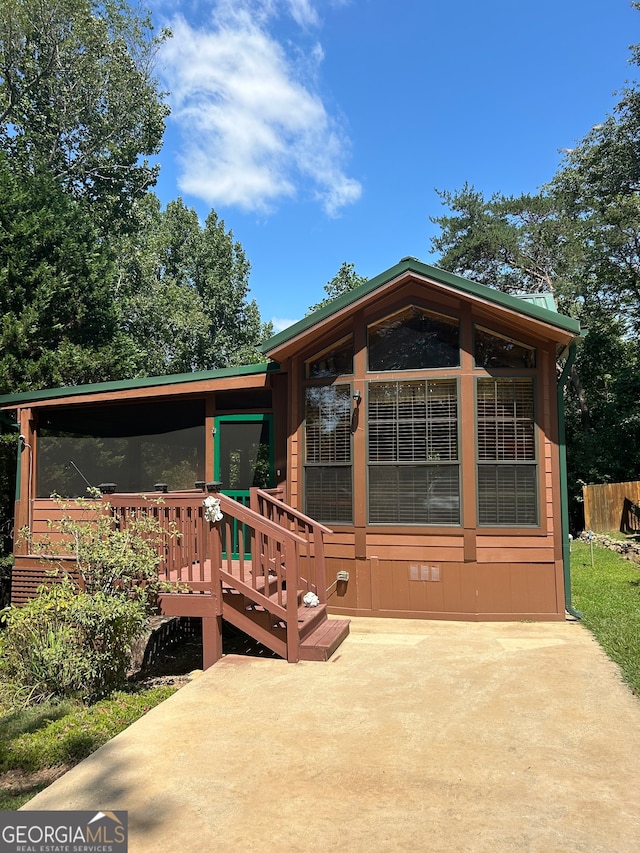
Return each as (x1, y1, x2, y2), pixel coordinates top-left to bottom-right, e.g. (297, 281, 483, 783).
(202, 510, 224, 669)
(202, 616, 223, 669)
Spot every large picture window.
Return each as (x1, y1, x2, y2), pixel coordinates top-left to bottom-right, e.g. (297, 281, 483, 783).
(476, 378, 537, 525)
(368, 380, 460, 524)
(368, 306, 459, 371)
(304, 385, 353, 523)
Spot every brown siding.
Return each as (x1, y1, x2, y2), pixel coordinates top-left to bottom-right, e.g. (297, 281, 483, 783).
(11, 555, 79, 605)
(475, 561, 559, 617)
(292, 285, 566, 622)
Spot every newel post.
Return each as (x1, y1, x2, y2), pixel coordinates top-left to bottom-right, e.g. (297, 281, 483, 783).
(312, 522, 327, 605)
(203, 487, 224, 668)
(285, 536, 300, 663)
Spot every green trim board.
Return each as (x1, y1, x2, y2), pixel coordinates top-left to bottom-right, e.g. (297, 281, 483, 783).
(0, 362, 279, 408)
(262, 257, 581, 354)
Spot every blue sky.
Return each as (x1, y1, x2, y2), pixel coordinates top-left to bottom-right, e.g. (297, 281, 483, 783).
(151, 0, 638, 331)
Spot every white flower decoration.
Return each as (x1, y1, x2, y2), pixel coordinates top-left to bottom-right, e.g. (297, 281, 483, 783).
(203, 495, 223, 523)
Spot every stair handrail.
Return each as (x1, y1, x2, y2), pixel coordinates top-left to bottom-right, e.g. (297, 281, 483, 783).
(215, 491, 307, 663)
(250, 488, 332, 605)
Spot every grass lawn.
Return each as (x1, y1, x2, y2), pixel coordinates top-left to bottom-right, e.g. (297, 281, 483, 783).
(0, 686, 177, 810)
(571, 540, 640, 696)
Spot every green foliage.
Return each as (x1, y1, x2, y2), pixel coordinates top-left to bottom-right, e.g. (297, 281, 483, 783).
(33, 491, 180, 603)
(0, 0, 170, 227)
(0, 1, 270, 390)
(0, 579, 147, 703)
(307, 261, 368, 314)
(0, 687, 175, 809)
(0, 153, 140, 393)
(115, 195, 272, 374)
(571, 541, 640, 696)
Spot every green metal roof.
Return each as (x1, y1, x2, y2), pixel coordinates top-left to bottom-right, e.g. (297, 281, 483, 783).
(0, 258, 580, 410)
(0, 361, 279, 408)
(516, 292, 560, 312)
(262, 257, 580, 353)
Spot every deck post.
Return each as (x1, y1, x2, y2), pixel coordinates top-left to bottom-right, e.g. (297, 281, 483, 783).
(202, 615, 223, 669)
(201, 513, 224, 669)
(285, 538, 300, 663)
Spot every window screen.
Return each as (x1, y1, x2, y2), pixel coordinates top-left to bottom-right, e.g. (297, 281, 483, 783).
(474, 326, 536, 369)
(368, 380, 460, 524)
(476, 378, 537, 525)
(305, 337, 354, 379)
(304, 385, 352, 523)
(368, 306, 459, 371)
(37, 400, 206, 497)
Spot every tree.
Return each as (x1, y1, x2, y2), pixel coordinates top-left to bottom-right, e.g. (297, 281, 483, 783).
(0, 153, 137, 393)
(430, 184, 583, 312)
(307, 262, 368, 314)
(116, 196, 272, 375)
(0, 0, 169, 228)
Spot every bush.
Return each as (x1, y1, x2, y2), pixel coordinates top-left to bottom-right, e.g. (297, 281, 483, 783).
(0, 579, 146, 704)
(28, 489, 182, 609)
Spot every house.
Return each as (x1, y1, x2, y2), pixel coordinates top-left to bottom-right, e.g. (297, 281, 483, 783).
(0, 258, 581, 665)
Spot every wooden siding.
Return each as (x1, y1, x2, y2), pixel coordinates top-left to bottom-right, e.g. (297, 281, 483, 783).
(12, 556, 80, 605)
(291, 286, 565, 621)
(326, 556, 562, 620)
(583, 480, 640, 533)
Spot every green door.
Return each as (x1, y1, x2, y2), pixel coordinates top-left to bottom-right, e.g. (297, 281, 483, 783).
(214, 414, 274, 557)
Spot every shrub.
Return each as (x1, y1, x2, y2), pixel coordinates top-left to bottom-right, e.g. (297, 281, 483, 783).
(0, 579, 146, 704)
(29, 489, 181, 610)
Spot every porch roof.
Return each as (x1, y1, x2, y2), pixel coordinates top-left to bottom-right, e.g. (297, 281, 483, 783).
(262, 256, 581, 360)
(0, 361, 280, 411)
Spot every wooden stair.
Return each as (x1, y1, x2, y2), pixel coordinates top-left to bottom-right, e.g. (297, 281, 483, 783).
(112, 489, 351, 667)
(220, 579, 350, 661)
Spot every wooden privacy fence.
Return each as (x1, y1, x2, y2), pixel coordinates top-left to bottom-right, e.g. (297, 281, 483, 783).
(582, 480, 640, 533)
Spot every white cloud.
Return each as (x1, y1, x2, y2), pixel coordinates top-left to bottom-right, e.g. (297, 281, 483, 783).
(287, 0, 320, 28)
(271, 316, 300, 332)
(159, 2, 361, 216)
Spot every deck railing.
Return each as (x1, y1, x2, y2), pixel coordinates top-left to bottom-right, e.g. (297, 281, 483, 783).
(20, 489, 330, 665)
(108, 490, 309, 662)
(250, 488, 332, 605)
(108, 492, 215, 592)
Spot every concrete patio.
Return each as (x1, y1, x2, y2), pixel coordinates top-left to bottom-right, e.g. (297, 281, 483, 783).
(23, 617, 640, 852)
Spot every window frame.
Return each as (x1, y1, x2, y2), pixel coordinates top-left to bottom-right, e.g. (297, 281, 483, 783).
(366, 304, 461, 373)
(304, 334, 354, 380)
(366, 376, 462, 527)
(475, 376, 539, 527)
(302, 380, 354, 525)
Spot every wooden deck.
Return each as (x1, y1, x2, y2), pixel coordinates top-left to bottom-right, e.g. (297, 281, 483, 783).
(15, 488, 350, 669)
